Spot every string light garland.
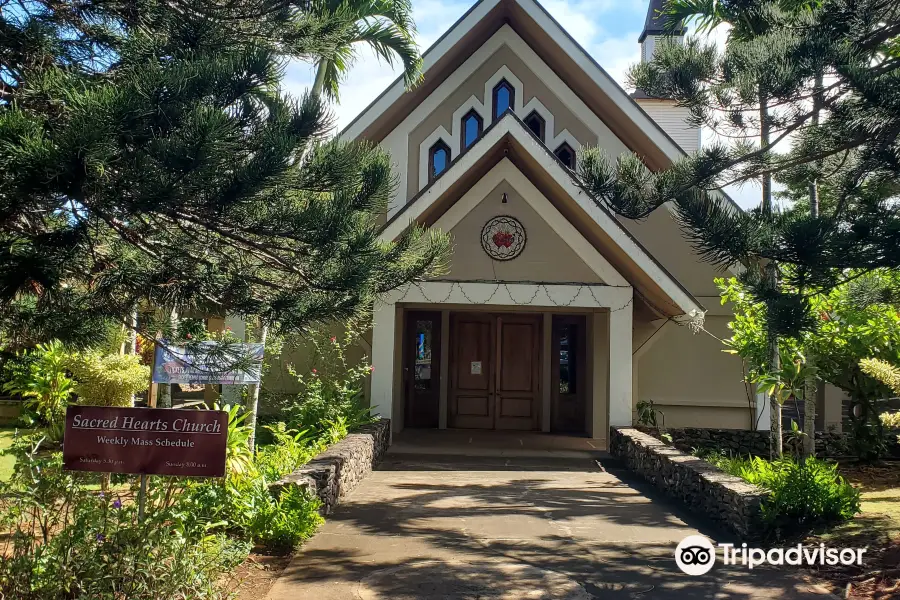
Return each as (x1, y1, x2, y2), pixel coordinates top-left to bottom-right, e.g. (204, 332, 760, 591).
(390, 278, 706, 330)
(392, 280, 633, 311)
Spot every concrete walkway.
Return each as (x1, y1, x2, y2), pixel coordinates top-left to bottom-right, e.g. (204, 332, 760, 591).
(266, 453, 836, 600)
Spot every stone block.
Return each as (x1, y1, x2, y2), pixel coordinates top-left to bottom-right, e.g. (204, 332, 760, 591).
(609, 427, 769, 541)
(271, 418, 391, 515)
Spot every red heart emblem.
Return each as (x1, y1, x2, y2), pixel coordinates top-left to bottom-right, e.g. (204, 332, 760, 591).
(493, 231, 514, 248)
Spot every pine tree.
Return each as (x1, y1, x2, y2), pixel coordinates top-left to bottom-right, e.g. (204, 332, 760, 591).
(580, 0, 900, 333)
(577, 0, 899, 454)
(0, 0, 449, 347)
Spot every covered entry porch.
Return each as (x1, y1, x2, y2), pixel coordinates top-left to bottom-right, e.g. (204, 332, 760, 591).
(369, 282, 635, 448)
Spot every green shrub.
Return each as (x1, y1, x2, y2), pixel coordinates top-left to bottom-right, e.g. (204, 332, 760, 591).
(0, 437, 247, 599)
(1, 341, 73, 440)
(66, 351, 149, 407)
(240, 481, 323, 549)
(255, 422, 320, 481)
(695, 447, 752, 476)
(277, 324, 376, 438)
(880, 411, 900, 429)
(183, 419, 324, 551)
(847, 415, 889, 462)
(697, 450, 861, 537)
(187, 467, 322, 551)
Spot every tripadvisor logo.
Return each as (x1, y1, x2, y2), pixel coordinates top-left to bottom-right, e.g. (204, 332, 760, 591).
(674, 535, 867, 575)
(675, 536, 716, 575)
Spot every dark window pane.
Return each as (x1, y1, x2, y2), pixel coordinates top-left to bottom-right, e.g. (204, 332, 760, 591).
(559, 324, 576, 394)
(414, 320, 433, 391)
(525, 112, 544, 141)
(464, 115, 480, 148)
(432, 148, 448, 177)
(555, 144, 576, 170)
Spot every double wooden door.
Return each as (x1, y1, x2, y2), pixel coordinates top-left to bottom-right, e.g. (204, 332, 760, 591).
(449, 313, 541, 430)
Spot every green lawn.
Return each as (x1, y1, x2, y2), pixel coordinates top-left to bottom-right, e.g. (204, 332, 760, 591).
(0, 427, 33, 481)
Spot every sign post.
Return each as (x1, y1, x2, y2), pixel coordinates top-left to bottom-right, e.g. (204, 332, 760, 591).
(138, 474, 147, 520)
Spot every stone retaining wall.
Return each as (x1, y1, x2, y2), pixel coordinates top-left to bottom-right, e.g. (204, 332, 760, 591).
(271, 418, 390, 515)
(651, 427, 851, 458)
(0, 399, 22, 426)
(610, 427, 768, 540)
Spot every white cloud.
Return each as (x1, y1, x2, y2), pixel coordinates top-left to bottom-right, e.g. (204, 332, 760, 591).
(282, 0, 474, 131)
(281, 0, 650, 130)
(590, 35, 640, 88)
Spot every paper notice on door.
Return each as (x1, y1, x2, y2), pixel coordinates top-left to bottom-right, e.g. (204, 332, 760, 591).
(470, 361, 482, 375)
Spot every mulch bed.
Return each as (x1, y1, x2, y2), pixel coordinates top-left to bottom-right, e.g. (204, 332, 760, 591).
(228, 551, 292, 600)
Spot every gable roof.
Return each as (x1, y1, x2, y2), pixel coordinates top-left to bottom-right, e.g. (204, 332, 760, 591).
(380, 111, 705, 318)
(344, 0, 699, 173)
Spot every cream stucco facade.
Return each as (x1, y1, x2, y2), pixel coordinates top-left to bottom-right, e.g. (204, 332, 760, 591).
(328, 0, 771, 446)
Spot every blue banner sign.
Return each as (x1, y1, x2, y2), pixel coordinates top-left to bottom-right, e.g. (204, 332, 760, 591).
(152, 341, 265, 384)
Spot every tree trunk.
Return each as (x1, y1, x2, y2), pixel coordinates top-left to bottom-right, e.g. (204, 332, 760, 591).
(312, 60, 328, 98)
(803, 70, 824, 459)
(803, 377, 817, 457)
(760, 91, 782, 458)
(245, 323, 268, 452)
(157, 308, 178, 409)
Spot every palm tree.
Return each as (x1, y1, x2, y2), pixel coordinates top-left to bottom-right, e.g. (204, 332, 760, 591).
(310, 0, 422, 101)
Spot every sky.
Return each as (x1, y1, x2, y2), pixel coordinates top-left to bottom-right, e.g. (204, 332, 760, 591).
(281, 0, 762, 210)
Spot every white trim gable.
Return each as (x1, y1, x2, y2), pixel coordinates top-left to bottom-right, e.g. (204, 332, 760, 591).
(431, 158, 629, 287)
(383, 25, 620, 216)
(380, 114, 703, 316)
(416, 66, 584, 193)
(344, 0, 687, 161)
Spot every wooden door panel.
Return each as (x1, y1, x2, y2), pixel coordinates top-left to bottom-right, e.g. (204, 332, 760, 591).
(495, 316, 540, 431)
(457, 395, 491, 416)
(499, 323, 536, 393)
(449, 315, 494, 429)
(456, 320, 490, 391)
(498, 396, 534, 418)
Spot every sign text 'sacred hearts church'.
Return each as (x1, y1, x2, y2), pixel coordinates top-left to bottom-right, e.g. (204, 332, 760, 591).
(63, 406, 227, 477)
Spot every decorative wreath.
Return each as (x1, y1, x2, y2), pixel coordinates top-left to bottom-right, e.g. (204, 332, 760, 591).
(480, 215, 526, 261)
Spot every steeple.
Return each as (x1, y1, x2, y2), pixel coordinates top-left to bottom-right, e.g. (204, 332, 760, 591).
(633, 0, 699, 153)
(638, 0, 686, 67)
(639, 0, 684, 43)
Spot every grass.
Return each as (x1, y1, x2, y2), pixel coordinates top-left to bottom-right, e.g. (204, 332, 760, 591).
(818, 464, 900, 542)
(0, 427, 33, 481)
(806, 464, 900, 599)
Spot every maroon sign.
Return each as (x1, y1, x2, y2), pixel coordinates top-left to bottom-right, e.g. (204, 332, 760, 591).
(63, 406, 228, 477)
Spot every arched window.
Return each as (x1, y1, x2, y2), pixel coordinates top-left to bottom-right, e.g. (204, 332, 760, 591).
(492, 80, 515, 121)
(428, 140, 451, 181)
(554, 143, 576, 170)
(461, 110, 483, 149)
(524, 110, 546, 142)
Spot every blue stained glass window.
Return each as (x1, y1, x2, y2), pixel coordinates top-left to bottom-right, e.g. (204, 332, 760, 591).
(429, 141, 450, 180)
(432, 149, 447, 175)
(463, 112, 482, 148)
(492, 80, 514, 120)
